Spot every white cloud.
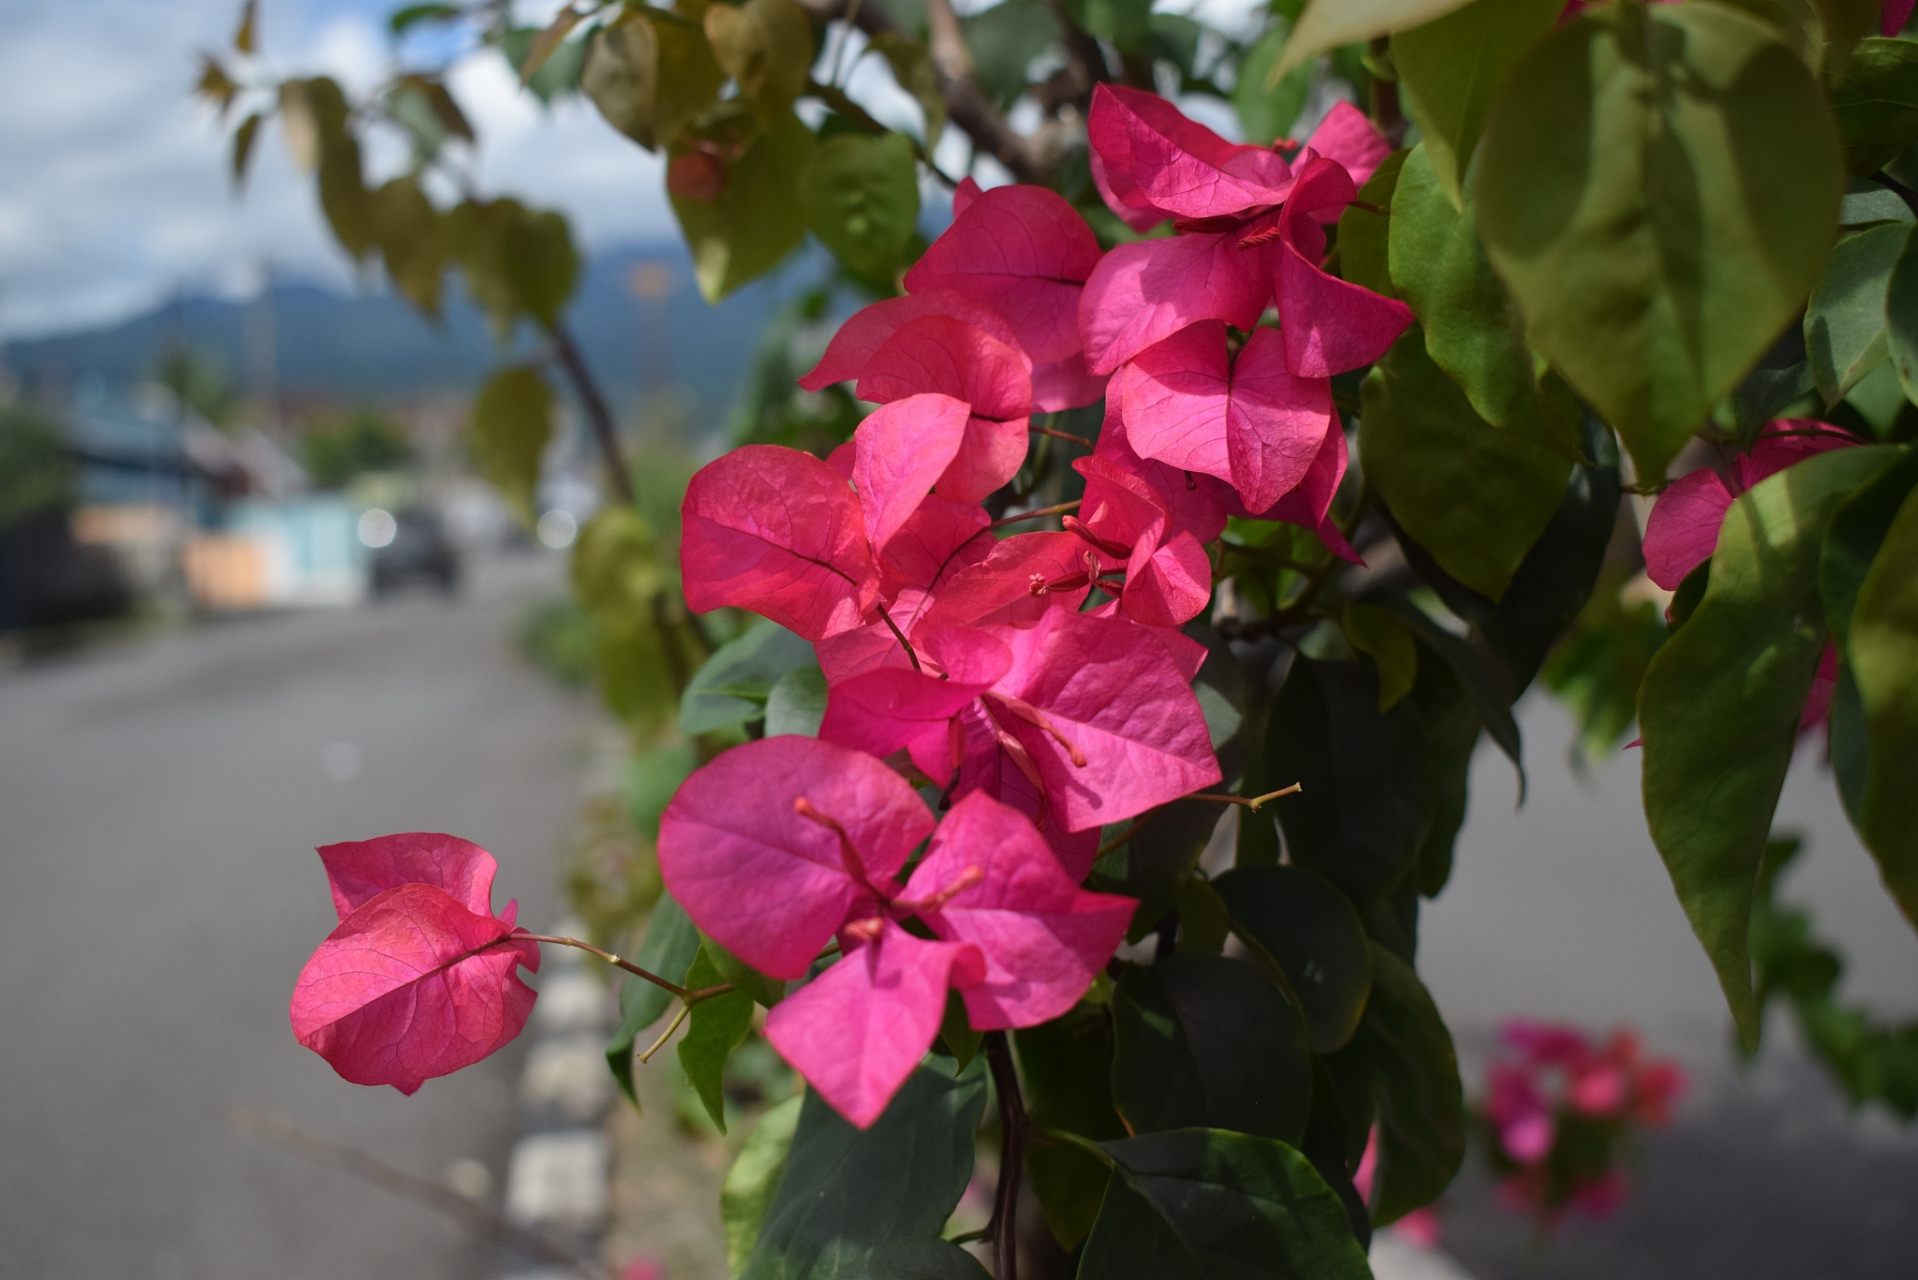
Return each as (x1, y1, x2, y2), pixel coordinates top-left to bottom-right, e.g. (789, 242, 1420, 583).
(0, 0, 677, 341)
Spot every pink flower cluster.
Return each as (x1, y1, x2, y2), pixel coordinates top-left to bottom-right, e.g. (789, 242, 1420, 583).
(289, 90, 1415, 1128)
(1482, 1019, 1685, 1222)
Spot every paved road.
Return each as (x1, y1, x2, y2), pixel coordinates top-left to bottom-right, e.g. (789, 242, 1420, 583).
(0, 555, 602, 1280)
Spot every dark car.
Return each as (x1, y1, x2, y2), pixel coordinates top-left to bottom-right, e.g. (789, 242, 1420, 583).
(365, 506, 459, 597)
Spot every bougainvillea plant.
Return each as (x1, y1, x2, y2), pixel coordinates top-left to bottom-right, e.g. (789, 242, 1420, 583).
(219, 0, 1918, 1273)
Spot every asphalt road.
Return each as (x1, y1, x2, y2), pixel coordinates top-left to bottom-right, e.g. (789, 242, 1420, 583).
(0, 555, 601, 1280)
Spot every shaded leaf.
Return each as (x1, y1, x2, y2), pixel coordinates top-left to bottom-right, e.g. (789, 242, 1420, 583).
(1335, 148, 1406, 298)
(1851, 479, 1918, 930)
(1214, 864, 1372, 1054)
(1068, 0, 1152, 50)
(1807, 223, 1908, 404)
(1074, 1128, 1372, 1279)
(521, 6, 585, 84)
(870, 32, 946, 149)
(680, 617, 816, 734)
(724, 1095, 804, 1275)
(605, 892, 703, 1104)
(468, 365, 551, 524)
(1880, 212, 1918, 400)
(1822, 443, 1918, 645)
(1341, 603, 1418, 711)
(1392, 0, 1564, 207)
(1112, 955, 1313, 1145)
(1363, 942, 1464, 1225)
(1174, 877, 1230, 956)
(1016, 1005, 1126, 1249)
(700, 933, 788, 1007)
(1267, 656, 1429, 907)
(1640, 445, 1896, 1046)
(369, 175, 446, 315)
(583, 10, 725, 151)
(1091, 797, 1220, 944)
(742, 1055, 989, 1279)
(936, 991, 981, 1070)
(765, 664, 828, 737)
(1475, 4, 1845, 482)
(1830, 35, 1918, 175)
(679, 947, 755, 1131)
(446, 197, 580, 332)
(799, 132, 920, 280)
(1236, 21, 1314, 146)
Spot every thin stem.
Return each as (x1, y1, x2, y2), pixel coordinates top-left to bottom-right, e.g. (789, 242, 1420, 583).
(1028, 423, 1091, 446)
(1095, 810, 1156, 858)
(639, 1003, 691, 1063)
(514, 933, 735, 1004)
(988, 499, 1081, 531)
(984, 1031, 1026, 1280)
(879, 605, 924, 673)
(548, 321, 636, 507)
(1186, 782, 1302, 812)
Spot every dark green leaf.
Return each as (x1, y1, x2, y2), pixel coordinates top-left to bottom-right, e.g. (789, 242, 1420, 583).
(936, 991, 980, 1070)
(446, 197, 580, 332)
(502, 23, 589, 99)
(1832, 657, 1870, 826)
(1214, 864, 1372, 1053)
(626, 744, 696, 842)
(468, 365, 551, 524)
(1475, 4, 1844, 482)
(1299, 1056, 1372, 1246)
(1640, 445, 1897, 1046)
(1407, 652, 1483, 895)
(1073, 1128, 1372, 1279)
(800, 132, 920, 280)
(1235, 22, 1314, 145)
(1189, 623, 1247, 756)
(1361, 330, 1572, 601)
(743, 1055, 989, 1279)
(1335, 149, 1406, 297)
(605, 892, 703, 1104)
(1174, 876, 1230, 955)
(962, 0, 1061, 108)
(1392, 0, 1564, 206)
(1851, 480, 1918, 930)
(1821, 443, 1918, 645)
(1733, 324, 1818, 442)
(1879, 211, 1918, 401)
(1091, 797, 1221, 944)
(1267, 656, 1430, 907)
(679, 947, 755, 1131)
(1362, 942, 1464, 1225)
(1807, 223, 1908, 404)
(1541, 568, 1667, 762)
(672, 109, 815, 302)
(701, 933, 787, 1007)
(1016, 1005, 1126, 1249)
(1067, 0, 1152, 49)
(724, 1095, 804, 1275)
(1830, 35, 1918, 175)
(765, 664, 828, 737)
(1341, 603, 1418, 711)
(1841, 178, 1915, 229)
(680, 618, 816, 733)
(1112, 955, 1312, 1145)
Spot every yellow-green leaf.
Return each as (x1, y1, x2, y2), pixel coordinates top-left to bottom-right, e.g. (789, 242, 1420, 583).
(521, 6, 585, 84)
(1475, 3, 1844, 483)
(1275, 0, 1477, 81)
(582, 11, 726, 152)
(231, 112, 263, 189)
(369, 176, 446, 315)
(799, 132, 919, 281)
(234, 0, 258, 53)
(722, 1096, 802, 1275)
(671, 110, 815, 301)
(704, 0, 815, 118)
(468, 365, 552, 523)
(870, 32, 945, 149)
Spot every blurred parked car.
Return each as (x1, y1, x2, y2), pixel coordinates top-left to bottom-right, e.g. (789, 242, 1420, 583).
(362, 506, 459, 597)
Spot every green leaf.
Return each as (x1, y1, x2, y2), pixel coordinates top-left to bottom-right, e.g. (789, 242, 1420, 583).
(1016, 1006, 1126, 1248)
(1640, 445, 1897, 1047)
(704, 0, 815, 117)
(1235, 21, 1314, 145)
(1112, 955, 1313, 1145)
(605, 893, 702, 1104)
(936, 991, 981, 1070)
(1852, 480, 1918, 930)
(502, 22, 589, 99)
(1190, 624, 1247, 753)
(1807, 223, 1909, 404)
(1830, 35, 1918, 175)
(742, 1055, 990, 1280)
(627, 744, 696, 841)
(573, 506, 665, 621)
(1822, 444, 1918, 645)
(1362, 942, 1464, 1225)
(1841, 178, 1916, 229)
(231, 112, 263, 190)
(963, 0, 1062, 108)
(1335, 149, 1407, 297)
(1173, 876, 1231, 955)
(1392, 0, 1564, 207)
(679, 947, 755, 1131)
(1542, 569, 1668, 761)
(520, 6, 585, 84)
(391, 3, 461, 36)
(446, 198, 580, 332)
(1340, 603, 1418, 711)
(680, 617, 817, 733)
(724, 1095, 804, 1276)
(1214, 865, 1373, 1054)
(369, 175, 446, 315)
(699, 933, 787, 1007)
(1880, 213, 1918, 401)
(318, 137, 374, 261)
(1475, 3, 1845, 483)
(1275, 0, 1478, 80)
(1091, 796, 1220, 943)
(582, 11, 726, 151)
(671, 109, 815, 302)
(1388, 146, 1583, 458)
(1360, 331, 1572, 601)
(765, 664, 828, 736)
(1073, 1128, 1373, 1279)
(870, 32, 945, 149)
(468, 365, 551, 524)
(1066, 0, 1152, 49)
(1266, 656, 1430, 907)
(799, 132, 920, 281)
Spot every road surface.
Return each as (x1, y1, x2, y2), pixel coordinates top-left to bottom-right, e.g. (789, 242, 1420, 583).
(0, 555, 602, 1280)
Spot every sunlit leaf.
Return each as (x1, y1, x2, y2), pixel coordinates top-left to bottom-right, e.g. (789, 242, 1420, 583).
(679, 947, 755, 1131)
(1275, 0, 1476, 80)
(582, 10, 725, 151)
(704, 0, 815, 118)
(605, 892, 702, 1103)
(521, 6, 585, 84)
(799, 132, 919, 280)
(723, 1095, 803, 1274)
(671, 109, 815, 301)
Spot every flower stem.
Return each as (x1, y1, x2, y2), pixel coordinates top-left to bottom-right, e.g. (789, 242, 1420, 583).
(513, 933, 734, 1005)
(988, 499, 1081, 531)
(1028, 423, 1092, 446)
(639, 1003, 691, 1064)
(984, 1031, 1026, 1280)
(1186, 782, 1303, 812)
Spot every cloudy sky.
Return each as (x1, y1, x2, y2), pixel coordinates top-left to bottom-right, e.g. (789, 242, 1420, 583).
(0, 0, 692, 340)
